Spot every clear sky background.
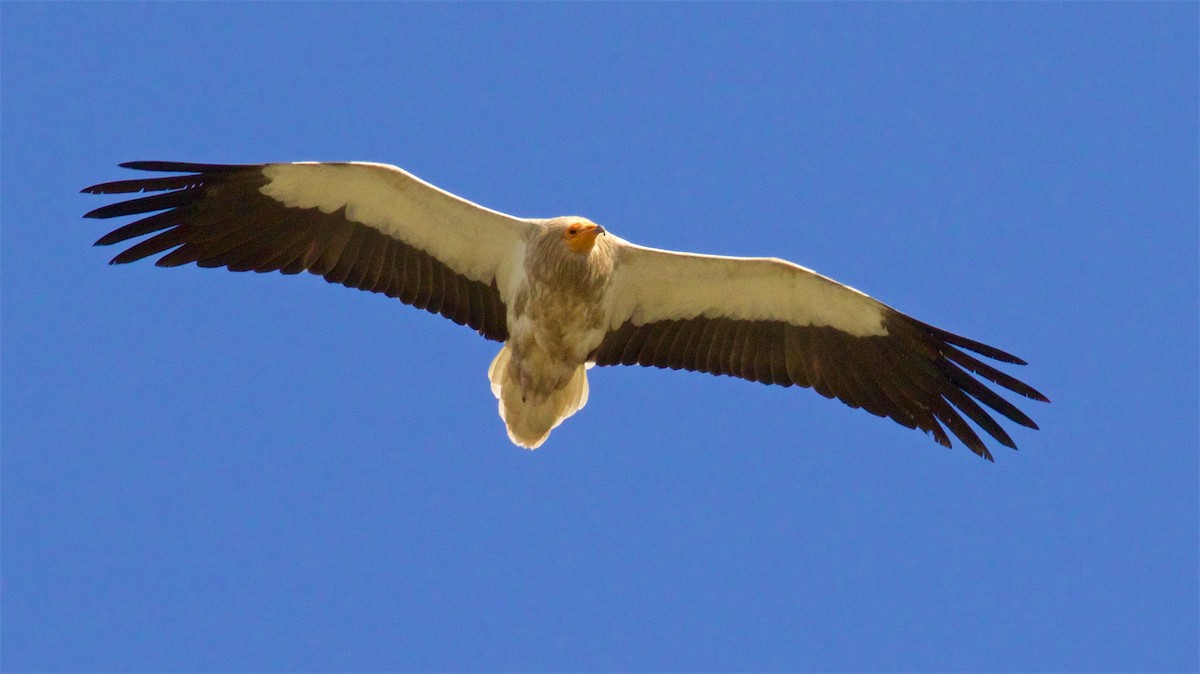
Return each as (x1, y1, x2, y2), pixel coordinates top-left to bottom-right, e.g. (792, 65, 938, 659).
(3, 4, 1196, 672)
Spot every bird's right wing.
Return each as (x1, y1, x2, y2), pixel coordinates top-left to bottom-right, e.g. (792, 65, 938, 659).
(83, 161, 539, 341)
(593, 240, 1047, 460)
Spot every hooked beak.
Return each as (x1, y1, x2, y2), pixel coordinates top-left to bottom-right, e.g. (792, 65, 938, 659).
(581, 224, 606, 245)
(565, 223, 606, 254)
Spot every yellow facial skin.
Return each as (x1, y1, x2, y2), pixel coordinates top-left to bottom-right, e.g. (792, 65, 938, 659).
(562, 220, 606, 254)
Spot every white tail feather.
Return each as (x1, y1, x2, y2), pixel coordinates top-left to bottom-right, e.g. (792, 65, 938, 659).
(488, 346, 589, 449)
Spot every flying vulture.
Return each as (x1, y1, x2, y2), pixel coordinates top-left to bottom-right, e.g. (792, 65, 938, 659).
(83, 161, 1047, 460)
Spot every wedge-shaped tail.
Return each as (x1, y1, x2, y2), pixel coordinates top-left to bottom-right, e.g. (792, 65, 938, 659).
(488, 346, 590, 449)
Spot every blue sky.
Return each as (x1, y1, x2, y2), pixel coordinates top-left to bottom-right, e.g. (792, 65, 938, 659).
(2, 3, 1196, 672)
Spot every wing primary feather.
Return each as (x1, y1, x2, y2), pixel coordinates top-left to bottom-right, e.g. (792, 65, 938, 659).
(344, 229, 382, 289)
(371, 238, 398, 296)
(378, 240, 402, 299)
(637, 322, 663, 366)
(637, 321, 669, 367)
(155, 243, 208, 268)
(754, 324, 781, 385)
(484, 284, 506, 340)
(916, 319, 1027, 365)
(118, 160, 247, 173)
(94, 209, 186, 246)
(665, 320, 695, 369)
(423, 257, 447, 315)
(464, 277, 485, 329)
(339, 226, 376, 288)
(394, 244, 420, 304)
(448, 274, 471, 326)
(740, 323, 764, 383)
(649, 320, 683, 368)
(667, 319, 702, 371)
(591, 324, 624, 364)
(358, 235, 387, 292)
(729, 321, 749, 380)
(782, 326, 812, 389)
(85, 189, 197, 219)
(935, 358, 1039, 429)
(635, 322, 659, 366)
(689, 319, 719, 375)
(274, 233, 322, 274)
(765, 323, 789, 387)
(82, 175, 207, 195)
(366, 234, 395, 293)
(882, 351, 956, 448)
(431, 261, 456, 320)
(234, 213, 318, 273)
(209, 211, 302, 271)
(323, 226, 365, 285)
(804, 328, 836, 399)
(837, 342, 897, 420)
(886, 314, 1047, 403)
(942, 386, 1017, 450)
(450, 271, 474, 326)
(615, 323, 647, 365)
(820, 335, 859, 410)
(278, 257, 306, 276)
(929, 397, 992, 461)
(311, 222, 356, 278)
(941, 344, 1049, 402)
(753, 324, 778, 385)
(109, 228, 191, 264)
(725, 321, 749, 380)
(703, 320, 733, 377)
(925, 411, 954, 450)
(859, 339, 926, 429)
(429, 256, 451, 316)
(186, 207, 268, 246)
(297, 218, 336, 272)
(411, 250, 434, 310)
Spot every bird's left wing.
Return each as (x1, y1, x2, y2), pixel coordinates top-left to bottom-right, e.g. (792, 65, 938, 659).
(593, 240, 1048, 460)
(83, 161, 538, 341)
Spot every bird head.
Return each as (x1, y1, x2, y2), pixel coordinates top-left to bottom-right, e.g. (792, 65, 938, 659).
(560, 218, 606, 254)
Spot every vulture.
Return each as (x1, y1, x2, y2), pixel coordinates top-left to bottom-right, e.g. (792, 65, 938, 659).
(83, 161, 1047, 460)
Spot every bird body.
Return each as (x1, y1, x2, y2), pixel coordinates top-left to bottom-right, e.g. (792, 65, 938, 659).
(83, 160, 1047, 460)
(491, 219, 615, 447)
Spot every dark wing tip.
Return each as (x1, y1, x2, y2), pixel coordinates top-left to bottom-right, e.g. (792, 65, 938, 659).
(917, 319, 1028, 365)
(877, 311, 1045, 459)
(903, 314, 1050, 406)
(962, 435, 997, 462)
(81, 182, 127, 195)
(117, 160, 246, 173)
(1027, 389, 1051, 404)
(84, 162, 251, 195)
(94, 228, 138, 246)
(83, 201, 135, 218)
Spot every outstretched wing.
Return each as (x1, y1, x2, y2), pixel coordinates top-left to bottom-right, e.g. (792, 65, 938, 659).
(83, 161, 538, 341)
(593, 241, 1048, 460)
